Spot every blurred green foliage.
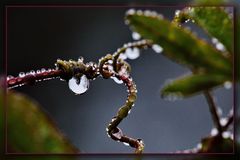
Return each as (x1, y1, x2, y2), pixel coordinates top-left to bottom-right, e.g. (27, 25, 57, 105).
(0, 89, 79, 154)
(125, 6, 233, 98)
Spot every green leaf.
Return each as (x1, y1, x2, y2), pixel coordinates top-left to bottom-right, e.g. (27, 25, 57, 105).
(174, 7, 233, 54)
(161, 74, 228, 98)
(126, 12, 232, 77)
(0, 89, 79, 153)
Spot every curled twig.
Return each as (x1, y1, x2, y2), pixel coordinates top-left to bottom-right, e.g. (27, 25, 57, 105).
(106, 73, 144, 153)
(6, 40, 152, 153)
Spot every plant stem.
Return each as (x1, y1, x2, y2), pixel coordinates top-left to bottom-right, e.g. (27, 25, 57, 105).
(203, 90, 223, 134)
(222, 115, 233, 132)
(7, 69, 63, 89)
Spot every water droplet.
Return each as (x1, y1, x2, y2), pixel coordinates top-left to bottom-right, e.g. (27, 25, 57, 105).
(47, 68, 52, 72)
(217, 107, 223, 116)
(137, 139, 144, 144)
(128, 110, 131, 114)
(210, 128, 218, 136)
(123, 142, 129, 146)
(41, 68, 46, 72)
(125, 47, 140, 60)
(19, 72, 25, 77)
(124, 19, 130, 25)
(111, 76, 123, 84)
(163, 92, 183, 101)
(119, 53, 127, 60)
(78, 56, 84, 63)
(220, 117, 228, 126)
(7, 75, 14, 81)
(224, 81, 232, 89)
(229, 108, 233, 116)
(136, 10, 143, 15)
(106, 128, 109, 132)
(36, 70, 41, 74)
(108, 60, 113, 64)
(118, 66, 129, 77)
(144, 10, 152, 16)
(112, 128, 123, 140)
(104, 64, 113, 71)
(211, 37, 226, 52)
(152, 44, 163, 53)
(175, 10, 181, 16)
(216, 42, 226, 51)
(68, 75, 90, 95)
(196, 143, 202, 149)
(149, 11, 157, 17)
(212, 37, 218, 44)
(222, 131, 231, 138)
(30, 70, 35, 74)
(126, 9, 135, 15)
(132, 32, 141, 40)
(111, 117, 117, 122)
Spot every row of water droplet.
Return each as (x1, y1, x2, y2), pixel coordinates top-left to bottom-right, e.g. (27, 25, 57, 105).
(7, 68, 53, 80)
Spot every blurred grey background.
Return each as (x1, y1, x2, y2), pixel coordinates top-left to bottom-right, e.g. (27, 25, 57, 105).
(7, 5, 233, 153)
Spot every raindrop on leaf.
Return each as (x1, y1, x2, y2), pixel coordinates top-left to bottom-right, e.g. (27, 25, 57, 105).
(132, 32, 141, 40)
(152, 44, 163, 53)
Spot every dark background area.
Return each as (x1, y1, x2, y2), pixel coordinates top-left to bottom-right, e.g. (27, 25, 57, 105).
(6, 5, 233, 153)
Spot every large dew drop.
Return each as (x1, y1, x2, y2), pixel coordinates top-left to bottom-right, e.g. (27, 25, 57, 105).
(125, 47, 140, 60)
(68, 75, 89, 95)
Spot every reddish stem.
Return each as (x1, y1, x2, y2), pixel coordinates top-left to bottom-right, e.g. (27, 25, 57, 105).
(7, 69, 63, 89)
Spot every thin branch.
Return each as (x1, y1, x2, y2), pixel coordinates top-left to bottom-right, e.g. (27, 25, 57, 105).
(203, 90, 223, 134)
(7, 69, 63, 89)
(106, 73, 144, 154)
(222, 114, 233, 132)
